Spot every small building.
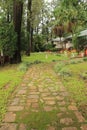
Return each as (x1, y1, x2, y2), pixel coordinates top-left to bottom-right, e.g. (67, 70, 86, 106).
(66, 29, 87, 50)
(52, 37, 73, 50)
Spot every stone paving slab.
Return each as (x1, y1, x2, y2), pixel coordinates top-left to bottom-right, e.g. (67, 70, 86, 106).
(19, 123, 26, 130)
(74, 111, 85, 123)
(80, 124, 87, 130)
(8, 106, 24, 112)
(62, 127, 77, 130)
(0, 123, 17, 130)
(0, 63, 87, 130)
(3, 112, 16, 123)
(60, 118, 73, 125)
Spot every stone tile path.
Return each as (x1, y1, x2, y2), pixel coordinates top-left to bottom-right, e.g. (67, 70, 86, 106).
(0, 63, 87, 130)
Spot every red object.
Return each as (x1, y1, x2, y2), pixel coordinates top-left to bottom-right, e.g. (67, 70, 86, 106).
(85, 49, 87, 56)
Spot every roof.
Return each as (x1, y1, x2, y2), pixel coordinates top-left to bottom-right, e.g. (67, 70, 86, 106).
(79, 29, 87, 37)
(66, 29, 87, 39)
(52, 37, 65, 42)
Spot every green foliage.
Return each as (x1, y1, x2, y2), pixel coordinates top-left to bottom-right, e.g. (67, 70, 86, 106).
(53, 0, 87, 35)
(72, 33, 79, 51)
(0, 21, 17, 57)
(33, 60, 42, 64)
(83, 57, 87, 61)
(58, 67, 72, 77)
(18, 60, 42, 72)
(44, 42, 59, 52)
(80, 71, 87, 80)
(54, 62, 65, 73)
(21, 30, 28, 51)
(34, 34, 47, 52)
(54, 62, 71, 77)
(18, 62, 32, 72)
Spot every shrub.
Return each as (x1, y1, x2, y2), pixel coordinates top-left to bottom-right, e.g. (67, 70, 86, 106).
(34, 60, 42, 64)
(80, 72, 87, 80)
(83, 57, 87, 61)
(54, 62, 65, 73)
(0, 22, 17, 58)
(69, 61, 77, 64)
(18, 62, 32, 72)
(58, 67, 72, 77)
(54, 62, 72, 77)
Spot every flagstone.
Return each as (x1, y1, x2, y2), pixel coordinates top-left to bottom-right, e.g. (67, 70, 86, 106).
(0, 123, 17, 130)
(8, 106, 24, 112)
(0, 63, 86, 130)
(44, 106, 55, 111)
(17, 90, 27, 95)
(60, 107, 67, 112)
(11, 98, 20, 106)
(60, 118, 73, 125)
(27, 99, 38, 103)
(28, 95, 39, 99)
(74, 111, 85, 122)
(3, 112, 16, 122)
(62, 127, 77, 130)
(56, 96, 64, 101)
(47, 126, 56, 130)
(19, 123, 26, 130)
(45, 100, 56, 105)
(80, 124, 87, 130)
(68, 105, 78, 111)
(58, 101, 66, 106)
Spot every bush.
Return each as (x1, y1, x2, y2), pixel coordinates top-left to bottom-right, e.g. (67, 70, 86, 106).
(69, 61, 77, 64)
(34, 34, 46, 52)
(80, 72, 87, 80)
(54, 62, 65, 73)
(54, 62, 72, 77)
(33, 60, 42, 64)
(58, 67, 72, 77)
(18, 62, 32, 72)
(83, 57, 87, 61)
(0, 22, 17, 58)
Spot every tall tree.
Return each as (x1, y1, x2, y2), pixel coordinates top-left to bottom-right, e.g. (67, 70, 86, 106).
(13, 0, 23, 63)
(53, 0, 87, 35)
(26, 0, 44, 55)
(26, 0, 32, 56)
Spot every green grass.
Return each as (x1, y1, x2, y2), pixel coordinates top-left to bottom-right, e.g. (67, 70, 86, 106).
(16, 110, 58, 130)
(0, 52, 67, 123)
(54, 60, 87, 118)
(0, 65, 25, 122)
(22, 52, 68, 63)
(1, 52, 87, 124)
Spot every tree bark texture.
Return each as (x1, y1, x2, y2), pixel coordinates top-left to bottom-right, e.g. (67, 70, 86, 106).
(13, 0, 23, 63)
(26, 0, 32, 56)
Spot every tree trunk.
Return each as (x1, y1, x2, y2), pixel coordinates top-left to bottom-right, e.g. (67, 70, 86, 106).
(31, 26, 34, 52)
(12, 0, 23, 63)
(26, 0, 32, 56)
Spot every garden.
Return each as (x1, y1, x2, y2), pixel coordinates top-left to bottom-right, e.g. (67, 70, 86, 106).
(0, 52, 87, 126)
(0, 0, 87, 129)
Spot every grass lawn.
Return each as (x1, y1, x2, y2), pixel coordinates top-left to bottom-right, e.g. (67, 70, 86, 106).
(0, 64, 25, 122)
(0, 52, 87, 124)
(54, 59, 87, 119)
(0, 52, 67, 123)
(22, 52, 68, 63)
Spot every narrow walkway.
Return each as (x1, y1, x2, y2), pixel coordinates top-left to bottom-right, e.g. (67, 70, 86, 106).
(0, 63, 87, 130)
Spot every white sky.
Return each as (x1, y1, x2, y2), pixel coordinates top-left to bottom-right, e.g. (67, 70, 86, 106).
(45, 0, 52, 2)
